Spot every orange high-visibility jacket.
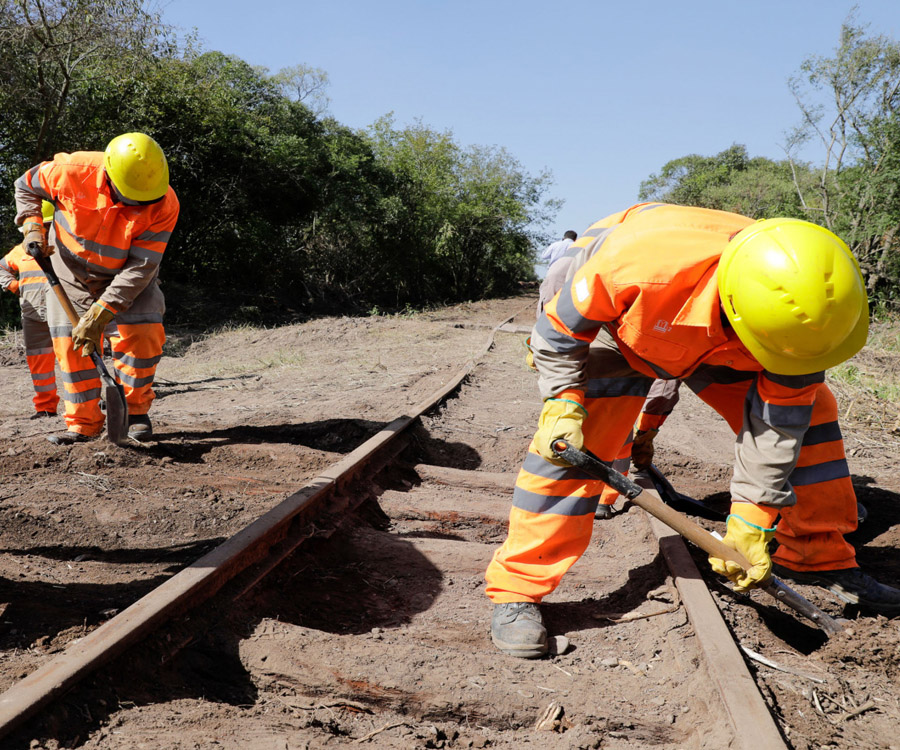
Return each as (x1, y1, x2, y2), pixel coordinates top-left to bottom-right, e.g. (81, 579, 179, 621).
(14, 151, 179, 314)
(531, 203, 827, 510)
(0, 243, 48, 318)
(535, 203, 764, 396)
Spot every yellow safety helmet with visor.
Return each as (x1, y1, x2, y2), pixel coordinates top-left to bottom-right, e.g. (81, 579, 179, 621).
(103, 132, 169, 203)
(718, 218, 868, 375)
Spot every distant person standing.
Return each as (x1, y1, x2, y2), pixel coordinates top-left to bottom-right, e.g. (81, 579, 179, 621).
(540, 230, 577, 267)
(537, 230, 578, 316)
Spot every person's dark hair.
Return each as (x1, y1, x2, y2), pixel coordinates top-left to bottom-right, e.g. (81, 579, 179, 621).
(563, 230, 577, 241)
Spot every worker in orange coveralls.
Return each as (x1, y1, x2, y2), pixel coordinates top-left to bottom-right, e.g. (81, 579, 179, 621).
(0, 201, 60, 418)
(487, 203, 900, 659)
(15, 132, 179, 444)
(537, 225, 869, 526)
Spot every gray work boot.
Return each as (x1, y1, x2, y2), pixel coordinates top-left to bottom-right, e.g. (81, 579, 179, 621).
(491, 602, 548, 658)
(773, 564, 900, 616)
(128, 414, 153, 442)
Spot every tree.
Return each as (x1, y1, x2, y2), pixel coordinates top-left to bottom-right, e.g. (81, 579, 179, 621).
(0, 0, 172, 235)
(365, 117, 551, 303)
(638, 144, 810, 218)
(271, 63, 331, 117)
(786, 15, 900, 303)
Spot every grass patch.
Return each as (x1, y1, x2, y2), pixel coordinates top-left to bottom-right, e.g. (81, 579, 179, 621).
(828, 316, 900, 433)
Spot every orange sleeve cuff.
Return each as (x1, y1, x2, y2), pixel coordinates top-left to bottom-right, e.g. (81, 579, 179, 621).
(552, 388, 584, 407)
(730, 502, 780, 529)
(9, 280, 20, 294)
(636, 413, 666, 432)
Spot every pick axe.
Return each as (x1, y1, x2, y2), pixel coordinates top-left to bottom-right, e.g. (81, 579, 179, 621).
(29, 252, 129, 445)
(553, 439, 846, 637)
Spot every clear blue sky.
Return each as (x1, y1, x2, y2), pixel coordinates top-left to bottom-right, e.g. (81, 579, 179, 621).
(161, 1, 899, 256)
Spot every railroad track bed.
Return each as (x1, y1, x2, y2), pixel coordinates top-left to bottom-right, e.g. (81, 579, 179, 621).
(0, 294, 898, 749)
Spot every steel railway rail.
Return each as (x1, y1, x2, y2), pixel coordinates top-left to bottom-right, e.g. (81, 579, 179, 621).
(0, 308, 789, 749)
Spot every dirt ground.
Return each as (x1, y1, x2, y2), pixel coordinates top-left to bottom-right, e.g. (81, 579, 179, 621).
(0, 292, 899, 749)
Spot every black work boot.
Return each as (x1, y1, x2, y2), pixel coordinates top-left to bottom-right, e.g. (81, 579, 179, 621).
(47, 430, 91, 446)
(773, 564, 900, 616)
(30, 411, 56, 420)
(595, 504, 614, 520)
(856, 502, 868, 525)
(491, 602, 548, 658)
(128, 414, 153, 442)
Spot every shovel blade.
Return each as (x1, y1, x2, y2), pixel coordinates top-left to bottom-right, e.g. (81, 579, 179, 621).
(105, 382, 129, 445)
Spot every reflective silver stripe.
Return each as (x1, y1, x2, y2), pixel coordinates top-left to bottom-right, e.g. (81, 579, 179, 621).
(749, 390, 814, 427)
(0, 260, 12, 272)
(639, 203, 665, 213)
(611, 456, 631, 473)
(112, 351, 162, 368)
(58, 245, 116, 278)
(50, 326, 73, 338)
(127, 247, 163, 264)
(25, 346, 55, 356)
(555, 277, 607, 334)
(114, 311, 164, 325)
(802, 421, 843, 446)
(62, 387, 101, 403)
(60, 369, 99, 384)
(512, 486, 598, 516)
(16, 169, 52, 200)
(790, 458, 850, 486)
(533, 315, 587, 355)
(30, 370, 55, 380)
(55, 212, 128, 261)
(522, 452, 599, 482)
(19, 270, 46, 280)
(764, 371, 825, 389)
(584, 376, 652, 399)
(135, 229, 172, 243)
(684, 366, 755, 395)
(33, 383, 57, 392)
(114, 369, 155, 388)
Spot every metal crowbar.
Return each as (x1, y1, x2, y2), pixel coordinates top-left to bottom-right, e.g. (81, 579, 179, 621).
(553, 439, 846, 637)
(29, 252, 129, 445)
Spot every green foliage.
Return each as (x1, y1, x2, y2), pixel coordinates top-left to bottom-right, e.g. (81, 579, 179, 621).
(0, 0, 550, 328)
(638, 144, 812, 218)
(787, 15, 900, 308)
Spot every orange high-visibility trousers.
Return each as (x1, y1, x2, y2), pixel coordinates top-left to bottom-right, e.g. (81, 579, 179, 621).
(486, 352, 858, 603)
(23, 315, 59, 414)
(46, 276, 164, 436)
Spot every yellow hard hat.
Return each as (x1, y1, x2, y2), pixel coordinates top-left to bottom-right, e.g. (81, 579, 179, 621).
(103, 132, 169, 202)
(718, 218, 869, 375)
(41, 200, 54, 224)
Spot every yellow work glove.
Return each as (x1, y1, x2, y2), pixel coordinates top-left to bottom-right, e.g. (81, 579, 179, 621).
(524, 336, 537, 371)
(533, 394, 587, 465)
(709, 513, 776, 592)
(631, 428, 658, 471)
(22, 217, 49, 258)
(71, 302, 116, 357)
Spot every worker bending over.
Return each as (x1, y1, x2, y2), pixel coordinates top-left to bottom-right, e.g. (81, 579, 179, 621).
(488, 203, 900, 659)
(15, 132, 179, 444)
